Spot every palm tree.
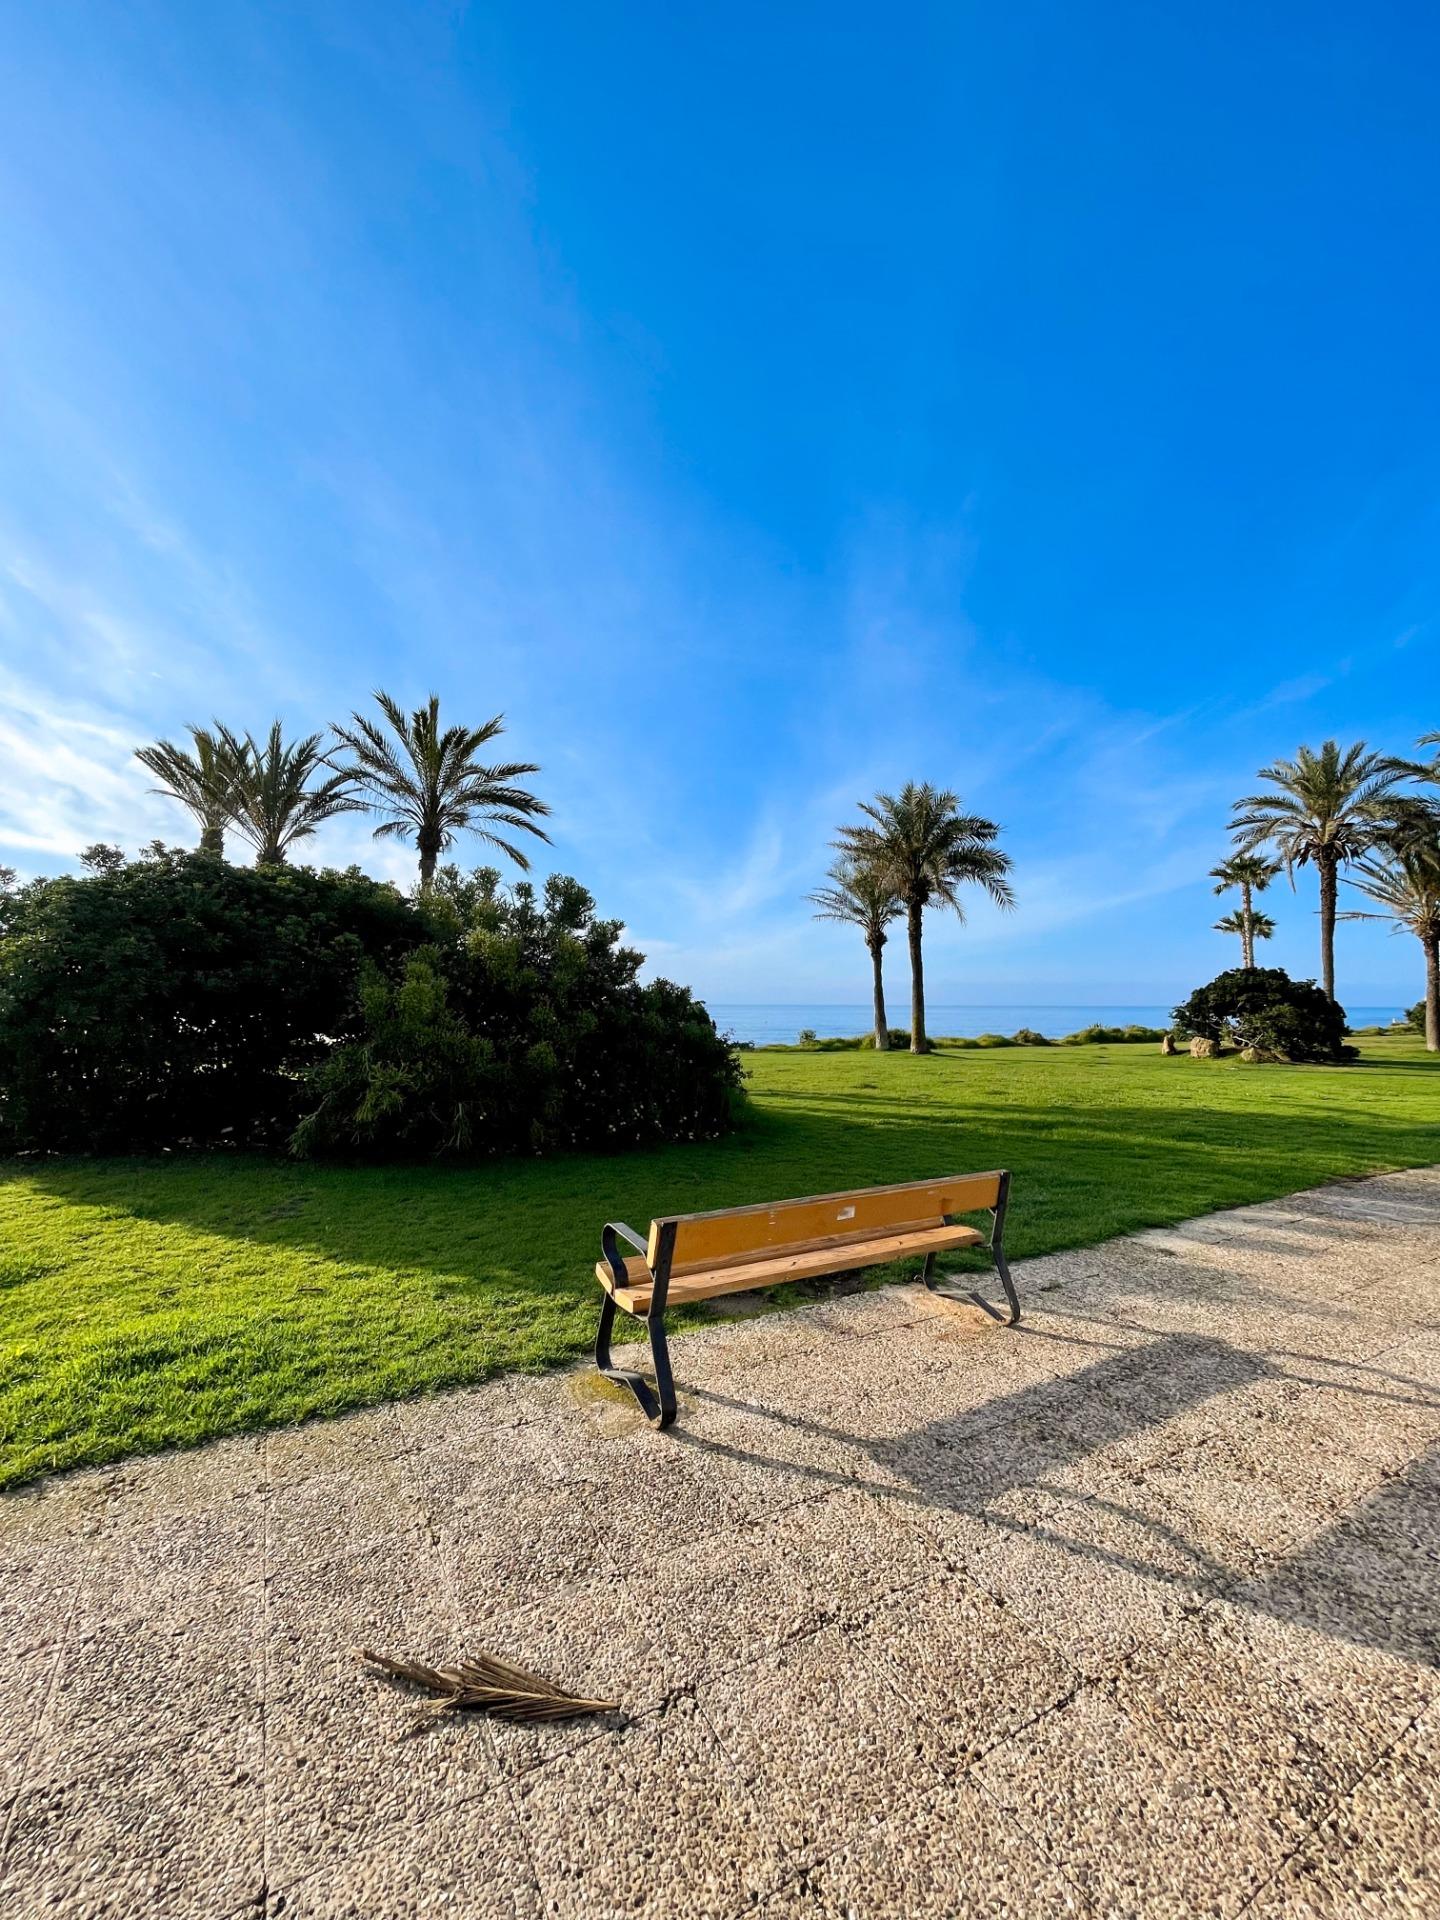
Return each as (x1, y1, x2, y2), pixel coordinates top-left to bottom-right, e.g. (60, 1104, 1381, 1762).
(1230, 740, 1413, 1002)
(1344, 814, 1440, 1051)
(836, 782, 1014, 1053)
(219, 721, 361, 866)
(809, 859, 902, 1050)
(332, 692, 551, 891)
(135, 725, 246, 856)
(1214, 907, 1275, 962)
(1209, 852, 1280, 968)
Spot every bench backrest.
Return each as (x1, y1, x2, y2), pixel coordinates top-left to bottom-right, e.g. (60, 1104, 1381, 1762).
(651, 1172, 1004, 1275)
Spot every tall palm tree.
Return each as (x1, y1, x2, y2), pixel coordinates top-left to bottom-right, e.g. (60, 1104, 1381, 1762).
(1214, 907, 1275, 962)
(332, 692, 551, 891)
(809, 859, 902, 1050)
(1344, 814, 1440, 1051)
(135, 725, 246, 856)
(1230, 740, 1413, 1002)
(836, 782, 1014, 1054)
(1209, 852, 1280, 968)
(218, 721, 361, 867)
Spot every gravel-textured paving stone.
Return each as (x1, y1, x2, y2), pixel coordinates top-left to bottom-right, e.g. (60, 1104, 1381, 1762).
(265, 1402, 411, 1487)
(264, 1530, 498, 1883)
(700, 1622, 951, 1863)
(512, 1694, 790, 1918)
(48, 1577, 262, 1772)
(1102, 1593, 1434, 1833)
(1, 1165, 1436, 1917)
(1246, 1709, 1440, 1917)
(952, 1487, 1216, 1677)
(266, 1455, 424, 1570)
(861, 1572, 1083, 1764)
(266, 1782, 540, 1919)
(79, 1494, 265, 1606)
(0, 1721, 266, 1918)
(806, 1781, 1091, 1916)
(973, 1685, 1291, 1917)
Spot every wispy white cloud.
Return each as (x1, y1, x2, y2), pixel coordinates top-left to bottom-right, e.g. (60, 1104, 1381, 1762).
(0, 672, 167, 859)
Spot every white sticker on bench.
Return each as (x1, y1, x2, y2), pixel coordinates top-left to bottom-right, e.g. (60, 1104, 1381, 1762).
(836, 1205, 855, 1221)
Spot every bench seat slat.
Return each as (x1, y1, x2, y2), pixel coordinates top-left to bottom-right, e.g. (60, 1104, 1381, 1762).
(669, 1215, 948, 1277)
(655, 1172, 1003, 1270)
(595, 1220, 984, 1314)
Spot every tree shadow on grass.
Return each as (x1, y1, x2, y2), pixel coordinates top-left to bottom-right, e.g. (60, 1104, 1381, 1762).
(16, 1091, 1440, 1308)
(680, 1322, 1440, 1671)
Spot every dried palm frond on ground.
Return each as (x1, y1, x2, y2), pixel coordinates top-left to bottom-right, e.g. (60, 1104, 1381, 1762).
(357, 1647, 618, 1723)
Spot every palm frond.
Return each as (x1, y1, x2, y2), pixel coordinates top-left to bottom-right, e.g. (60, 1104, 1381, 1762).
(808, 859, 901, 942)
(358, 1647, 616, 1724)
(135, 724, 247, 850)
(332, 692, 548, 885)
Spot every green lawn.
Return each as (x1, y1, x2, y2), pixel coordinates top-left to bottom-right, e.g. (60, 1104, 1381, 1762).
(2, 1032, 1436, 1490)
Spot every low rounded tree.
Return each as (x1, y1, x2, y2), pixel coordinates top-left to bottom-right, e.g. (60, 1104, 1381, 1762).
(1172, 967, 1353, 1064)
(293, 871, 742, 1158)
(0, 850, 425, 1150)
(0, 854, 743, 1158)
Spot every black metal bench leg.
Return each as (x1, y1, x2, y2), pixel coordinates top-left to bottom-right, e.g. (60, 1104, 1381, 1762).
(594, 1292, 677, 1429)
(923, 1251, 1020, 1325)
(967, 1243, 1021, 1325)
(646, 1311, 678, 1431)
(595, 1290, 619, 1374)
(921, 1174, 1020, 1325)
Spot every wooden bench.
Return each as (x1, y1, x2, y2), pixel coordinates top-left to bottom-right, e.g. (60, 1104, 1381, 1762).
(594, 1170, 1017, 1429)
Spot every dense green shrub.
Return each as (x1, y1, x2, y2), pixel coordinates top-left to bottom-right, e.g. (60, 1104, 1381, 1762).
(1406, 1001, 1426, 1034)
(766, 1020, 1166, 1054)
(1172, 968, 1353, 1064)
(0, 853, 742, 1158)
(1059, 1024, 1166, 1045)
(293, 870, 742, 1158)
(859, 1027, 912, 1050)
(0, 850, 424, 1151)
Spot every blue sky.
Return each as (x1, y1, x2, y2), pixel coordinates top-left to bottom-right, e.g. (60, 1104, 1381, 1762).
(1, 2, 1436, 1009)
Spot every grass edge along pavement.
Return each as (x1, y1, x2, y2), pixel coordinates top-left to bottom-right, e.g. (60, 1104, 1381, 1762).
(1, 1031, 1436, 1491)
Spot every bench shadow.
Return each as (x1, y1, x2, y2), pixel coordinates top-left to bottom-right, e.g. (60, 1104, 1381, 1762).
(676, 1322, 1440, 1671)
(1235, 1446, 1440, 1668)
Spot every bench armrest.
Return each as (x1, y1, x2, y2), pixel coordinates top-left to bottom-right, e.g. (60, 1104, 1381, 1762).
(601, 1221, 648, 1287)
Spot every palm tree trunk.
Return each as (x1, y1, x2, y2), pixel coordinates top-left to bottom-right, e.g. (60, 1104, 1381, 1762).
(1318, 857, 1338, 1001)
(869, 939, 889, 1050)
(418, 837, 439, 892)
(199, 825, 224, 858)
(1240, 880, 1254, 968)
(1424, 933, 1439, 1052)
(906, 902, 926, 1053)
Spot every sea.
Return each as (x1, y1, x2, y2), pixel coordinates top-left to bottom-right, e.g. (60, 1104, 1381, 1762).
(703, 1003, 1408, 1047)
